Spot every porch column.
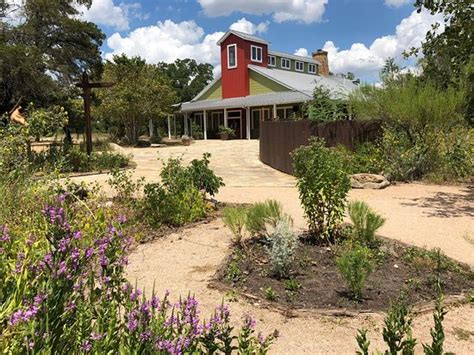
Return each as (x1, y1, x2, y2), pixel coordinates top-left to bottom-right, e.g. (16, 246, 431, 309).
(149, 118, 154, 139)
(245, 107, 250, 140)
(224, 108, 228, 128)
(272, 104, 277, 120)
(167, 115, 172, 139)
(184, 113, 189, 136)
(203, 110, 208, 140)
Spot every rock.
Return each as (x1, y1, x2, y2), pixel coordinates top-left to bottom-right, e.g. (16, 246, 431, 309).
(350, 173, 390, 190)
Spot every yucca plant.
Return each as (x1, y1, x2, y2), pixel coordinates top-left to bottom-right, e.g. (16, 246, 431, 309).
(348, 201, 386, 247)
(222, 206, 248, 246)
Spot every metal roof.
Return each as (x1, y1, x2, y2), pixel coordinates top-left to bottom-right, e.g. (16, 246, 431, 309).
(248, 65, 358, 98)
(216, 30, 269, 46)
(181, 91, 311, 112)
(268, 50, 321, 65)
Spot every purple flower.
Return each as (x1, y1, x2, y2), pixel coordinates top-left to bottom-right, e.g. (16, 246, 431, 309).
(90, 332, 103, 341)
(118, 215, 127, 224)
(130, 289, 142, 301)
(127, 318, 138, 332)
(0, 225, 11, 242)
(65, 301, 76, 312)
(140, 330, 151, 343)
(81, 340, 92, 352)
(73, 231, 82, 240)
(151, 296, 160, 309)
(243, 314, 256, 329)
(85, 247, 94, 259)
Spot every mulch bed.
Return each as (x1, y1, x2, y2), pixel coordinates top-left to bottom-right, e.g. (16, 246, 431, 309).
(214, 237, 474, 313)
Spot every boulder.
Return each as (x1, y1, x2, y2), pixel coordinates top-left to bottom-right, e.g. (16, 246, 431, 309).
(351, 173, 390, 190)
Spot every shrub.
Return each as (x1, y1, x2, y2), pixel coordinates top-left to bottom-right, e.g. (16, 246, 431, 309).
(336, 243, 374, 300)
(284, 279, 301, 293)
(188, 153, 225, 197)
(266, 219, 298, 279)
(292, 137, 351, 242)
(107, 169, 144, 203)
(245, 200, 291, 237)
(348, 201, 386, 247)
(222, 206, 248, 246)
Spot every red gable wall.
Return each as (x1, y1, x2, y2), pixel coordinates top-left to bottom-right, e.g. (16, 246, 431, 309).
(220, 34, 268, 99)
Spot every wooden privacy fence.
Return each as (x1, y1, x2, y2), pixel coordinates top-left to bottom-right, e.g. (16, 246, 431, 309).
(259, 119, 382, 175)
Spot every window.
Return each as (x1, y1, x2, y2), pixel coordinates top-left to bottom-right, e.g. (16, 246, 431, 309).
(308, 63, 316, 74)
(281, 58, 290, 70)
(268, 55, 276, 67)
(227, 44, 237, 69)
(295, 61, 304, 72)
(276, 106, 295, 120)
(251, 45, 262, 63)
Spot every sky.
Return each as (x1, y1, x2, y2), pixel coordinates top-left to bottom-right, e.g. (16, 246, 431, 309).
(76, 0, 443, 83)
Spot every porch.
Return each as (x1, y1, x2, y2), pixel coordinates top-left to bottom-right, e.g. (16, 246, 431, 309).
(178, 91, 310, 139)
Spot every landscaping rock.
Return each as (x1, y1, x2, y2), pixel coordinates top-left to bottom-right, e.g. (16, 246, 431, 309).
(351, 173, 390, 189)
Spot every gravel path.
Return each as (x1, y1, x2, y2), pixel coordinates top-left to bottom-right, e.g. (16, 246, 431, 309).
(74, 141, 473, 353)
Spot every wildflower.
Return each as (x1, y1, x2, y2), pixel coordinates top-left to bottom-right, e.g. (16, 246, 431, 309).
(73, 231, 82, 240)
(90, 332, 103, 341)
(118, 215, 127, 224)
(243, 314, 256, 329)
(130, 289, 142, 301)
(151, 296, 160, 309)
(85, 247, 94, 259)
(140, 330, 151, 343)
(81, 340, 92, 352)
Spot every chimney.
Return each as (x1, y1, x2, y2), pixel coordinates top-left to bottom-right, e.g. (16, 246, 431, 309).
(312, 49, 329, 76)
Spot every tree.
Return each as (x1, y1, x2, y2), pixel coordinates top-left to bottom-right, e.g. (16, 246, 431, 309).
(409, 0, 473, 88)
(158, 59, 213, 103)
(304, 85, 348, 122)
(0, 0, 104, 112)
(380, 57, 401, 82)
(95, 55, 177, 145)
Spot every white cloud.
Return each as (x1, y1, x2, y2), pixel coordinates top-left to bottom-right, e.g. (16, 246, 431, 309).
(319, 9, 443, 79)
(77, 0, 133, 31)
(294, 48, 310, 57)
(105, 17, 269, 76)
(229, 17, 269, 35)
(197, 0, 328, 24)
(384, 0, 411, 8)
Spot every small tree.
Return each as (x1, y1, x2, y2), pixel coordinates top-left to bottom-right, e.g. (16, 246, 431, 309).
(304, 85, 348, 122)
(292, 137, 351, 242)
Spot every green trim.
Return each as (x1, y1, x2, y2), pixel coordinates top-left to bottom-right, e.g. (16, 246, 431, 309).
(249, 71, 288, 95)
(197, 79, 222, 101)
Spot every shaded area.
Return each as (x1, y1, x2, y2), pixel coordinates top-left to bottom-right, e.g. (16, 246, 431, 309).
(398, 187, 474, 218)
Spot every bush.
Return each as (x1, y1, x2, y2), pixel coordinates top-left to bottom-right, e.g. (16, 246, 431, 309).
(336, 243, 374, 300)
(334, 143, 385, 175)
(348, 201, 386, 247)
(188, 153, 225, 197)
(107, 169, 144, 203)
(246, 200, 291, 237)
(292, 137, 351, 242)
(222, 206, 248, 246)
(266, 219, 298, 279)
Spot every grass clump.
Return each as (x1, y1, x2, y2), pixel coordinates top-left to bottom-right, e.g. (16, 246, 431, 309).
(348, 200, 386, 247)
(246, 200, 291, 236)
(222, 206, 248, 246)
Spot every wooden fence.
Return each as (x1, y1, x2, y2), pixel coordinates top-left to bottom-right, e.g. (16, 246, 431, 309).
(259, 119, 382, 175)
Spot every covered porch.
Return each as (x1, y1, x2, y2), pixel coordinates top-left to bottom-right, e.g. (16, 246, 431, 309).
(178, 91, 310, 140)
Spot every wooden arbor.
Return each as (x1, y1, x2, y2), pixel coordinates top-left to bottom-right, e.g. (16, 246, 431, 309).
(76, 72, 114, 155)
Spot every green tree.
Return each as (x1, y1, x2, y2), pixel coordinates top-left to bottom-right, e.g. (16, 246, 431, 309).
(409, 0, 473, 88)
(0, 0, 104, 112)
(380, 57, 401, 83)
(95, 55, 177, 145)
(158, 59, 213, 102)
(304, 85, 348, 122)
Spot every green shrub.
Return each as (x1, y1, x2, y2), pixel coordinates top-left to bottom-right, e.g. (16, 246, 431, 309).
(222, 206, 248, 246)
(188, 153, 225, 197)
(107, 169, 144, 203)
(245, 200, 291, 237)
(90, 151, 129, 171)
(266, 219, 298, 279)
(292, 137, 351, 242)
(336, 243, 374, 300)
(284, 279, 301, 293)
(348, 201, 386, 247)
(225, 260, 242, 282)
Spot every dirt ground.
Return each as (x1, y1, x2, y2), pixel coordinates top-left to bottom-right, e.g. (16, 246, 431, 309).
(73, 141, 474, 353)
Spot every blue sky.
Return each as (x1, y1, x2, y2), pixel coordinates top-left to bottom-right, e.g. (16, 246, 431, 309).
(78, 0, 442, 82)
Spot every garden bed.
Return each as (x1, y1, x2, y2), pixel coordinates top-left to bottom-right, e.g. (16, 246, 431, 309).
(214, 237, 474, 313)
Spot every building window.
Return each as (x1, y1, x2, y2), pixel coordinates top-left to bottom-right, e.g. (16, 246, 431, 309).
(227, 44, 237, 69)
(251, 45, 263, 63)
(268, 55, 276, 67)
(308, 63, 316, 74)
(281, 58, 290, 70)
(295, 61, 304, 72)
(276, 106, 295, 120)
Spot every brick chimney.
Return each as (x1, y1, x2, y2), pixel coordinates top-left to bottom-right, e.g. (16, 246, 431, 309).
(312, 49, 329, 76)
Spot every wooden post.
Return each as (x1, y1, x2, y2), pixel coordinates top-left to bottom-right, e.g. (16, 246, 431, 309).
(76, 72, 114, 155)
(203, 110, 208, 140)
(273, 104, 277, 121)
(224, 108, 228, 128)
